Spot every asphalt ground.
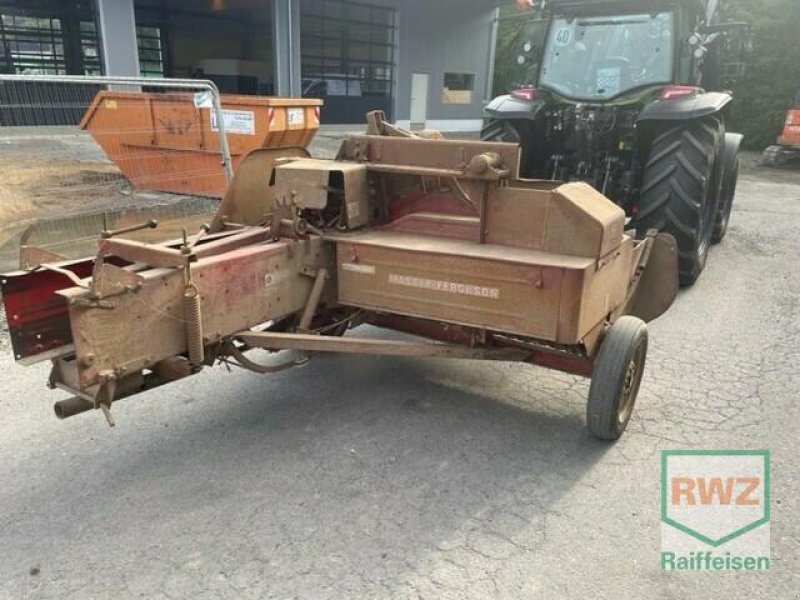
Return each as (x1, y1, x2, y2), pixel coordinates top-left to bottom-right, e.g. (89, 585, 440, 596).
(0, 144, 797, 598)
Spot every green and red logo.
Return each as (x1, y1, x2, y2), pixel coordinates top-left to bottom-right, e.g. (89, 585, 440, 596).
(660, 450, 770, 571)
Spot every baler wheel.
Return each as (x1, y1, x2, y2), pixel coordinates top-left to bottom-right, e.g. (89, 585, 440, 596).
(586, 317, 648, 441)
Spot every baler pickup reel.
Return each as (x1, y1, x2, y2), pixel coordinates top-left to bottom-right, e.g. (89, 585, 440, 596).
(1, 113, 678, 440)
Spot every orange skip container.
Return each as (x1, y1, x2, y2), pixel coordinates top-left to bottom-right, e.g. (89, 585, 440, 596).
(81, 91, 323, 197)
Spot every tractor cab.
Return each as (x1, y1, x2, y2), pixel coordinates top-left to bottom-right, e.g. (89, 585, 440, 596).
(483, 0, 748, 286)
(511, 0, 748, 105)
(538, 9, 676, 102)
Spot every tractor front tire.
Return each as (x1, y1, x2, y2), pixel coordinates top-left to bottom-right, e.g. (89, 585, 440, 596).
(636, 117, 723, 286)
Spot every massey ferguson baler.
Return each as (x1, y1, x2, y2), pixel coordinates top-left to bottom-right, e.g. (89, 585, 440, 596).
(0, 113, 678, 440)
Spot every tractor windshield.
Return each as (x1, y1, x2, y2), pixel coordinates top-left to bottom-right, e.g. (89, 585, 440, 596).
(539, 12, 674, 101)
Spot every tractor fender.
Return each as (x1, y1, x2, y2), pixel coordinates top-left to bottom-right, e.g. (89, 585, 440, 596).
(722, 132, 744, 175)
(636, 91, 733, 123)
(483, 94, 545, 121)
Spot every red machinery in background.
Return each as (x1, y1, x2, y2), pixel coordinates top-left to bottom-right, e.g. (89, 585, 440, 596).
(764, 92, 800, 166)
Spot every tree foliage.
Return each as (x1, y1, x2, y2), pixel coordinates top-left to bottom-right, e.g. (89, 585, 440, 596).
(491, 1, 800, 150)
(492, 6, 546, 97)
(724, 0, 800, 149)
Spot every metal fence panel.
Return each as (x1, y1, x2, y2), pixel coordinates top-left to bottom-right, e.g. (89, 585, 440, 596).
(0, 75, 232, 270)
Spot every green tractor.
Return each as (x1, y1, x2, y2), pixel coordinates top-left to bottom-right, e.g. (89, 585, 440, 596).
(483, 0, 749, 285)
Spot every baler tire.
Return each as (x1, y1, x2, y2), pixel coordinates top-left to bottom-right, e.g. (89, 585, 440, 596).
(586, 317, 648, 441)
(635, 117, 723, 286)
(713, 153, 739, 244)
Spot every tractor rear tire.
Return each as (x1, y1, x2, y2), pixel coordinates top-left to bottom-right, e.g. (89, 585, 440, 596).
(481, 118, 533, 176)
(635, 117, 723, 286)
(481, 118, 522, 144)
(587, 317, 648, 441)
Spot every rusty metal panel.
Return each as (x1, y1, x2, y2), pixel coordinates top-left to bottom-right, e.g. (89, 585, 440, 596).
(484, 183, 625, 258)
(386, 213, 479, 241)
(275, 160, 331, 209)
(237, 331, 528, 360)
(60, 238, 322, 389)
(570, 236, 634, 343)
(484, 186, 551, 249)
(333, 231, 600, 342)
(626, 233, 679, 322)
(274, 159, 369, 229)
(340, 164, 370, 229)
(210, 147, 309, 232)
(340, 135, 521, 179)
(546, 183, 626, 258)
(508, 179, 563, 191)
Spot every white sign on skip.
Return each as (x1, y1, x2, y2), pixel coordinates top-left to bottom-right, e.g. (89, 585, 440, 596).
(287, 108, 305, 126)
(210, 109, 256, 135)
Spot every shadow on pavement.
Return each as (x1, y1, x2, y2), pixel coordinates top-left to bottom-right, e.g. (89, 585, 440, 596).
(0, 348, 613, 591)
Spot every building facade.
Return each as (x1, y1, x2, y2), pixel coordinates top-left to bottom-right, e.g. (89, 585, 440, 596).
(0, 0, 498, 128)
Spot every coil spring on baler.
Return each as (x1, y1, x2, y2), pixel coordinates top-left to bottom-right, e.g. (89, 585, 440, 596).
(184, 282, 204, 365)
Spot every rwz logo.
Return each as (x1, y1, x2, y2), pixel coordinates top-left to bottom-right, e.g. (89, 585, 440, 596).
(660, 450, 770, 571)
(670, 476, 760, 507)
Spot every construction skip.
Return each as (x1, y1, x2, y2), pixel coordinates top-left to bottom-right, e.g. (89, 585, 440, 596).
(82, 91, 322, 197)
(0, 111, 679, 441)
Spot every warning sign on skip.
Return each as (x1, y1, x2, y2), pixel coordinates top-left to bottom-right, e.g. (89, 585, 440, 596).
(210, 109, 256, 135)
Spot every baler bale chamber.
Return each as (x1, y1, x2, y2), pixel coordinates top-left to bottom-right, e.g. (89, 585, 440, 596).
(0, 112, 678, 440)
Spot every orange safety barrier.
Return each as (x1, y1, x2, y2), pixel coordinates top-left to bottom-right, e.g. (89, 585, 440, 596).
(81, 91, 323, 197)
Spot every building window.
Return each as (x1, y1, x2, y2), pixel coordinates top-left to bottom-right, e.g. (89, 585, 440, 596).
(79, 20, 102, 75)
(0, 14, 66, 74)
(301, 0, 396, 122)
(137, 25, 164, 78)
(441, 73, 475, 105)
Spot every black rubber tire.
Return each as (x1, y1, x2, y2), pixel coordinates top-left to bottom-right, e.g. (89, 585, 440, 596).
(481, 118, 522, 144)
(762, 145, 787, 167)
(481, 118, 534, 176)
(713, 152, 738, 244)
(587, 317, 648, 441)
(635, 117, 723, 287)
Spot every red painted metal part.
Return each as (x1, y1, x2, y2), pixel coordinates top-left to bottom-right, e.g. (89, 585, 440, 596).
(368, 313, 479, 346)
(368, 313, 594, 378)
(1, 257, 127, 362)
(1, 260, 94, 360)
(778, 109, 800, 147)
(528, 349, 593, 378)
(387, 191, 475, 221)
